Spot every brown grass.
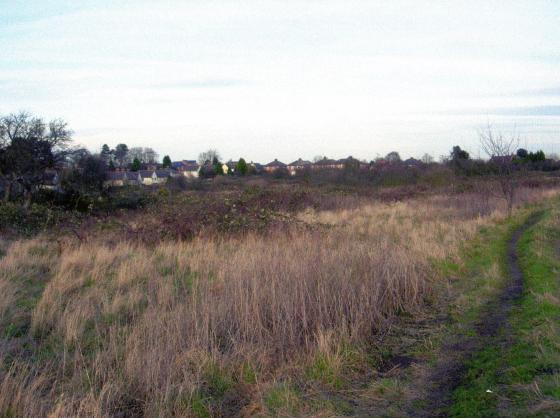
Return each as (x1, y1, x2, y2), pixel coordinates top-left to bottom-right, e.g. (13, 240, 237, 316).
(0, 186, 558, 416)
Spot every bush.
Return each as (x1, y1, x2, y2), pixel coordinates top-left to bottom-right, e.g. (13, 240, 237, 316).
(104, 187, 154, 210)
(0, 202, 62, 236)
(166, 176, 190, 192)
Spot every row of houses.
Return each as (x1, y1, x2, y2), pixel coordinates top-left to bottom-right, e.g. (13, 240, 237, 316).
(263, 156, 427, 174)
(105, 160, 247, 187)
(104, 156, 425, 187)
(263, 156, 372, 175)
(167, 156, 372, 178)
(105, 169, 179, 187)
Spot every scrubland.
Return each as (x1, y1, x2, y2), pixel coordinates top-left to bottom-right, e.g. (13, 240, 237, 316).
(0, 183, 558, 417)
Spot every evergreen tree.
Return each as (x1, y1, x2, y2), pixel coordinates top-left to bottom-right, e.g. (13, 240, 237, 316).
(451, 146, 469, 161)
(131, 157, 141, 171)
(236, 158, 248, 175)
(528, 150, 546, 162)
(162, 155, 172, 168)
(516, 148, 528, 159)
(385, 151, 401, 163)
(100, 144, 112, 162)
(213, 161, 224, 175)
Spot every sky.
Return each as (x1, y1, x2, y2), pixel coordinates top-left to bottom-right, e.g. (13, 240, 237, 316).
(1, 0, 559, 162)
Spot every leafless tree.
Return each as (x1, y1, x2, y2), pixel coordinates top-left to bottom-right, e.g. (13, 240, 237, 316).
(128, 147, 144, 164)
(479, 122, 520, 158)
(129, 147, 159, 164)
(1, 112, 71, 149)
(198, 149, 220, 165)
(478, 123, 520, 216)
(0, 112, 72, 205)
(144, 147, 158, 164)
(421, 153, 434, 164)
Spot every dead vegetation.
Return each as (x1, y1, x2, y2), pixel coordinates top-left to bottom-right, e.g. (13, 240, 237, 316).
(0, 183, 558, 416)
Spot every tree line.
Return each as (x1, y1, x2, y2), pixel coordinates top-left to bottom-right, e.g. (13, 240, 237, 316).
(0, 112, 173, 209)
(100, 143, 172, 170)
(1, 111, 557, 212)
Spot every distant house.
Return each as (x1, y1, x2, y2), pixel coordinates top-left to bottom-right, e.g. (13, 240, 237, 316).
(226, 160, 238, 174)
(287, 158, 312, 175)
(41, 170, 61, 191)
(249, 162, 263, 174)
(172, 160, 200, 178)
(139, 169, 175, 185)
(105, 171, 125, 187)
(104, 171, 141, 187)
(489, 155, 515, 165)
(127, 172, 142, 185)
(313, 157, 344, 170)
(263, 159, 287, 173)
(104, 169, 177, 187)
(337, 156, 369, 170)
(403, 158, 423, 168)
(373, 158, 388, 168)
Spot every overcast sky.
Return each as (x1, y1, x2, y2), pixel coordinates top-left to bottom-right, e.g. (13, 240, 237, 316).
(1, 0, 559, 162)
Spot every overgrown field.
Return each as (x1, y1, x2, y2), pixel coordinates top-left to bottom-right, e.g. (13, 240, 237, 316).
(0, 183, 558, 417)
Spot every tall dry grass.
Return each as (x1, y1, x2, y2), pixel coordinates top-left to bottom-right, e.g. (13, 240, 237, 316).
(0, 187, 557, 416)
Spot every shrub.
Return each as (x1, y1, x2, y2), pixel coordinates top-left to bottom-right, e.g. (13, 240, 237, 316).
(0, 202, 61, 235)
(166, 175, 190, 192)
(104, 187, 154, 210)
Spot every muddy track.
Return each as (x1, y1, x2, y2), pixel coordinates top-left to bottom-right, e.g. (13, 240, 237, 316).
(417, 211, 544, 417)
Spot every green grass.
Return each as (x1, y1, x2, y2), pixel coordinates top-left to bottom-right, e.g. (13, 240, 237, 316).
(449, 202, 560, 417)
(499, 208, 560, 416)
(263, 381, 301, 416)
(445, 216, 519, 417)
(189, 394, 211, 418)
(204, 362, 234, 398)
(306, 352, 344, 389)
(0, 243, 54, 338)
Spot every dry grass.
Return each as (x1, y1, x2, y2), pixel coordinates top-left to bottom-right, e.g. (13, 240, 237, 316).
(0, 187, 557, 416)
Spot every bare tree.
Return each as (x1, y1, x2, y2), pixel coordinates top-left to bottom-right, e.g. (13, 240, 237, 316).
(198, 149, 220, 165)
(479, 122, 520, 158)
(128, 147, 144, 164)
(144, 147, 158, 164)
(0, 112, 72, 206)
(421, 153, 434, 164)
(127, 147, 159, 165)
(478, 123, 520, 216)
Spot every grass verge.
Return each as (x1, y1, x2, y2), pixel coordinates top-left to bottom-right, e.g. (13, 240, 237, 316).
(449, 201, 560, 417)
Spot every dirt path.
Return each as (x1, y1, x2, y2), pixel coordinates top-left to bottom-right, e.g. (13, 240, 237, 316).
(417, 211, 544, 417)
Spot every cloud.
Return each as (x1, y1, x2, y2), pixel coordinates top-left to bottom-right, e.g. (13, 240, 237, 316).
(488, 106, 560, 116)
(443, 105, 560, 117)
(509, 87, 560, 97)
(150, 79, 250, 90)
